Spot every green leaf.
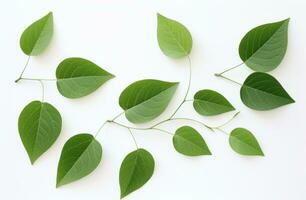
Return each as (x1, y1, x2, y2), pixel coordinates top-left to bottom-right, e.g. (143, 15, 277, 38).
(119, 79, 179, 123)
(173, 126, 211, 156)
(18, 101, 62, 164)
(119, 149, 154, 198)
(240, 72, 295, 110)
(239, 18, 289, 72)
(56, 134, 102, 187)
(56, 57, 114, 99)
(157, 13, 192, 58)
(229, 128, 264, 156)
(193, 89, 235, 116)
(20, 12, 53, 56)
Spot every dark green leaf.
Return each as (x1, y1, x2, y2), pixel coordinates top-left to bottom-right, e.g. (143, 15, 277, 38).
(157, 13, 192, 58)
(56, 134, 102, 187)
(56, 57, 114, 98)
(18, 101, 62, 164)
(119, 149, 154, 198)
(173, 126, 211, 156)
(240, 72, 294, 110)
(119, 79, 178, 123)
(239, 19, 289, 72)
(193, 89, 235, 116)
(20, 12, 53, 56)
(229, 128, 264, 156)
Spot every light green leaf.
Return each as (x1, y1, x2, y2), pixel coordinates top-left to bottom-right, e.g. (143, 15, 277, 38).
(56, 134, 102, 187)
(157, 13, 192, 58)
(119, 149, 154, 199)
(20, 12, 53, 56)
(229, 128, 264, 156)
(173, 126, 211, 156)
(119, 79, 179, 124)
(193, 89, 235, 116)
(239, 18, 289, 72)
(18, 101, 62, 164)
(56, 57, 114, 99)
(240, 72, 295, 110)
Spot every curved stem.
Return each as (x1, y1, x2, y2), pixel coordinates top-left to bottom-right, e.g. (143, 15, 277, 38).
(215, 127, 229, 135)
(127, 128, 139, 149)
(95, 121, 108, 137)
(151, 128, 174, 136)
(211, 111, 240, 129)
(39, 80, 45, 102)
(18, 78, 57, 82)
(109, 112, 124, 122)
(169, 55, 192, 119)
(215, 62, 244, 76)
(15, 56, 31, 83)
(170, 117, 215, 132)
(214, 74, 242, 86)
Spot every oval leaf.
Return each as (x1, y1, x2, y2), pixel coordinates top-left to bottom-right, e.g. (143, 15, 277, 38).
(173, 126, 211, 156)
(193, 89, 235, 116)
(239, 18, 289, 72)
(240, 72, 295, 110)
(229, 128, 264, 156)
(157, 13, 192, 58)
(56, 57, 114, 98)
(56, 134, 102, 187)
(18, 101, 62, 164)
(119, 149, 154, 198)
(20, 12, 53, 56)
(119, 79, 179, 124)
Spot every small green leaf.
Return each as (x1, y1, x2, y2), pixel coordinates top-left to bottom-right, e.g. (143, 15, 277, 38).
(20, 12, 53, 56)
(56, 134, 102, 187)
(119, 149, 154, 199)
(173, 126, 211, 156)
(56, 57, 114, 99)
(240, 72, 295, 110)
(239, 18, 289, 72)
(119, 79, 178, 124)
(193, 89, 235, 116)
(18, 101, 62, 164)
(157, 13, 192, 58)
(229, 128, 264, 156)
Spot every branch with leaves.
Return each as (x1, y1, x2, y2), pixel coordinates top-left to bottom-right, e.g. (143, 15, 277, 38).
(16, 12, 294, 199)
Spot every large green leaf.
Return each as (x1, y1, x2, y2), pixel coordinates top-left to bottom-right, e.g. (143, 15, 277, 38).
(119, 149, 154, 198)
(18, 101, 62, 164)
(157, 13, 192, 58)
(240, 72, 294, 110)
(239, 19, 289, 72)
(56, 57, 114, 99)
(20, 12, 53, 56)
(119, 79, 179, 123)
(173, 126, 211, 156)
(229, 128, 264, 156)
(193, 89, 235, 116)
(56, 134, 102, 187)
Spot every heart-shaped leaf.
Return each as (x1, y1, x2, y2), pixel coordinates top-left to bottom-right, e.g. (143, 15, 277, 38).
(229, 128, 264, 156)
(56, 134, 102, 187)
(18, 101, 62, 164)
(239, 18, 289, 72)
(193, 89, 235, 116)
(157, 13, 192, 58)
(173, 126, 211, 156)
(240, 72, 295, 110)
(56, 57, 114, 98)
(119, 148, 154, 199)
(20, 12, 53, 56)
(119, 79, 179, 123)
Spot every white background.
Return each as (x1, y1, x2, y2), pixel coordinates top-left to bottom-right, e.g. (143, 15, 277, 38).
(1, 0, 306, 199)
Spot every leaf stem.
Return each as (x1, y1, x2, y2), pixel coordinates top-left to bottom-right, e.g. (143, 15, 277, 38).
(18, 77, 57, 82)
(39, 80, 45, 102)
(127, 128, 139, 149)
(214, 74, 242, 86)
(215, 62, 244, 76)
(15, 56, 31, 83)
(211, 111, 240, 129)
(169, 55, 192, 118)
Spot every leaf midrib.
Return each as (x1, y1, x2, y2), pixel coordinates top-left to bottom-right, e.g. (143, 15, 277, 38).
(193, 99, 233, 110)
(175, 134, 205, 153)
(57, 75, 113, 81)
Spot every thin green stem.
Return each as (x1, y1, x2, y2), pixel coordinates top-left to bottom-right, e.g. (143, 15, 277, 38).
(19, 78, 57, 82)
(214, 74, 242, 86)
(211, 111, 240, 129)
(169, 55, 192, 119)
(151, 128, 174, 136)
(95, 121, 108, 137)
(215, 127, 229, 135)
(15, 56, 31, 83)
(109, 112, 124, 122)
(127, 128, 139, 149)
(215, 62, 244, 76)
(170, 117, 215, 132)
(39, 80, 45, 102)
